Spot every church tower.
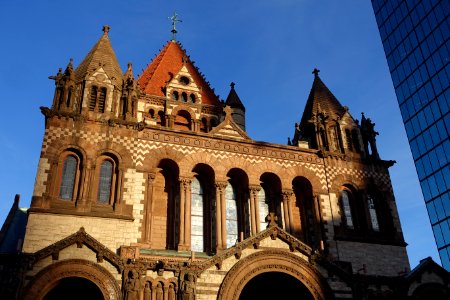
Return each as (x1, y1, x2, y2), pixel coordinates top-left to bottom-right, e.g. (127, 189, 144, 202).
(2, 24, 447, 300)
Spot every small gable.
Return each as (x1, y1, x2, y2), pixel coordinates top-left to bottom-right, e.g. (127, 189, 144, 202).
(210, 106, 250, 140)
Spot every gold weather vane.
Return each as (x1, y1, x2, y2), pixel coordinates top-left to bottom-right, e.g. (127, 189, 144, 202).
(169, 11, 182, 41)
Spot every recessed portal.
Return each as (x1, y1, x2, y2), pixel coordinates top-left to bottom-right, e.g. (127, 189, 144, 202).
(43, 277, 104, 300)
(239, 271, 314, 300)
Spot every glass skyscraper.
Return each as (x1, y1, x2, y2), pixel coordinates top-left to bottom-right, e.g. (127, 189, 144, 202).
(371, 0, 449, 270)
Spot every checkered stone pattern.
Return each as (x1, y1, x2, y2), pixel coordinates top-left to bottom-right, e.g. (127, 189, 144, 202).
(42, 127, 138, 156)
(133, 139, 327, 188)
(326, 165, 393, 192)
(42, 127, 328, 189)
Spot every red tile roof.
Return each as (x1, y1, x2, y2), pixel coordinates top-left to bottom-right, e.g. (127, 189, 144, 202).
(137, 41, 221, 106)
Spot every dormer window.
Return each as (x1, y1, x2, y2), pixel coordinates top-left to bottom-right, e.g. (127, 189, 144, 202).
(179, 76, 190, 85)
(172, 91, 179, 101)
(181, 92, 187, 102)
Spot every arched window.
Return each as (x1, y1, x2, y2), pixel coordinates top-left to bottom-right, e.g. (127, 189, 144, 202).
(98, 87, 107, 113)
(89, 86, 97, 111)
(340, 190, 354, 228)
(225, 184, 238, 248)
(181, 92, 187, 102)
(59, 155, 78, 200)
(200, 117, 207, 133)
(191, 177, 204, 252)
(367, 194, 380, 231)
(172, 91, 179, 100)
(97, 160, 113, 204)
(345, 129, 353, 151)
(174, 110, 191, 131)
(189, 93, 196, 103)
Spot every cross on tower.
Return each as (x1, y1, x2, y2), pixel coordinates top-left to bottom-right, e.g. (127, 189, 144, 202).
(169, 12, 182, 41)
(312, 68, 320, 77)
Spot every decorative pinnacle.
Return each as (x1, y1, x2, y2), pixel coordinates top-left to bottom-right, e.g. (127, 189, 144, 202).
(312, 68, 320, 77)
(169, 11, 182, 41)
(102, 25, 110, 34)
(230, 82, 235, 89)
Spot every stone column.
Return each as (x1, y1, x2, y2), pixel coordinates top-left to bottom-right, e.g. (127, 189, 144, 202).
(178, 177, 192, 250)
(249, 185, 261, 235)
(282, 189, 294, 233)
(215, 182, 227, 251)
(143, 173, 156, 244)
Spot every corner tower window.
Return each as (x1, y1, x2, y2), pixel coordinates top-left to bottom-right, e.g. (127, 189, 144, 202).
(59, 156, 77, 200)
(97, 160, 113, 204)
(367, 195, 380, 231)
(341, 190, 354, 228)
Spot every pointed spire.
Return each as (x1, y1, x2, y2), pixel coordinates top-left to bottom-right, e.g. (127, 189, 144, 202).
(299, 69, 346, 128)
(74, 25, 123, 83)
(225, 82, 245, 111)
(124, 62, 134, 81)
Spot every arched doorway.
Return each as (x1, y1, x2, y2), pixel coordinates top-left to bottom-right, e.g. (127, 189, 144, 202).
(43, 277, 103, 300)
(239, 271, 314, 300)
(23, 259, 121, 300)
(219, 250, 333, 300)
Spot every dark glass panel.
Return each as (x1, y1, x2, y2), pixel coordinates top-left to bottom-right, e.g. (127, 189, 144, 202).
(59, 156, 77, 200)
(97, 160, 113, 204)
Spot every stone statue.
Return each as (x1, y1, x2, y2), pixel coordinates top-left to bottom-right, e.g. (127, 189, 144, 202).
(168, 283, 176, 300)
(143, 282, 151, 300)
(156, 282, 163, 300)
(360, 113, 380, 160)
(124, 270, 140, 300)
(180, 273, 196, 300)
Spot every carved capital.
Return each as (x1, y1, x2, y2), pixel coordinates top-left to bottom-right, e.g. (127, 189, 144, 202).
(179, 177, 192, 188)
(215, 181, 228, 192)
(248, 185, 261, 197)
(281, 189, 294, 201)
(147, 172, 156, 183)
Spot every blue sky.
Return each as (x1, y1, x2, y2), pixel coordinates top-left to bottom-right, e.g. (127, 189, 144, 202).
(0, 1, 440, 267)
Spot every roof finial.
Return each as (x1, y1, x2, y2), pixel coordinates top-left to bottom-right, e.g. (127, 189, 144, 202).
(312, 68, 320, 78)
(102, 25, 110, 35)
(230, 82, 235, 89)
(168, 11, 182, 41)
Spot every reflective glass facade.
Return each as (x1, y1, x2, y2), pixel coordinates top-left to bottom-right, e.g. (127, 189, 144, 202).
(372, 0, 450, 270)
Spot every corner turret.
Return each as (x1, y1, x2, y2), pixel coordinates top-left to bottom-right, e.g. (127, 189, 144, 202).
(224, 82, 246, 131)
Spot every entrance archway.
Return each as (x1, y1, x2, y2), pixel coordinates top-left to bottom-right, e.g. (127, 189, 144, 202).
(219, 250, 333, 300)
(23, 259, 120, 300)
(43, 277, 103, 300)
(240, 271, 314, 300)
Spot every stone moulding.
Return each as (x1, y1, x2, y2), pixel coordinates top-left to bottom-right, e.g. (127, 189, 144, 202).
(218, 249, 334, 300)
(22, 258, 121, 300)
(30, 227, 124, 273)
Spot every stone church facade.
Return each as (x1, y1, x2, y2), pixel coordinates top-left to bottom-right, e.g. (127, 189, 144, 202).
(1, 25, 449, 300)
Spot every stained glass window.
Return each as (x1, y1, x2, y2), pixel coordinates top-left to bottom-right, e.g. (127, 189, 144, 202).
(341, 190, 354, 228)
(225, 184, 238, 247)
(59, 156, 77, 200)
(191, 177, 204, 252)
(97, 160, 113, 204)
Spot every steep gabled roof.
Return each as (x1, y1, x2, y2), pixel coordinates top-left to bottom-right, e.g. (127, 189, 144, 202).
(300, 70, 346, 127)
(137, 41, 221, 106)
(74, 25, 123, 83)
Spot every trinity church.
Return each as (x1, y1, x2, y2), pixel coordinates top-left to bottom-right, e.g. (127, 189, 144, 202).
(0, 23, 448, 299)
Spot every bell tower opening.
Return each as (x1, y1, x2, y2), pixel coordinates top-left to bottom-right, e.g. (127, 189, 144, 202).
(239, 272, 314, 300)
(43, 277, 103, 300)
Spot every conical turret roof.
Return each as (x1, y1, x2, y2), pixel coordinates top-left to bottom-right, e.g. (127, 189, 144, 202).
(137, 41, 221, 106)
(74, 25, 123, 83)
(225, 82, 245, 111)
(300, 69, 346, 127)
